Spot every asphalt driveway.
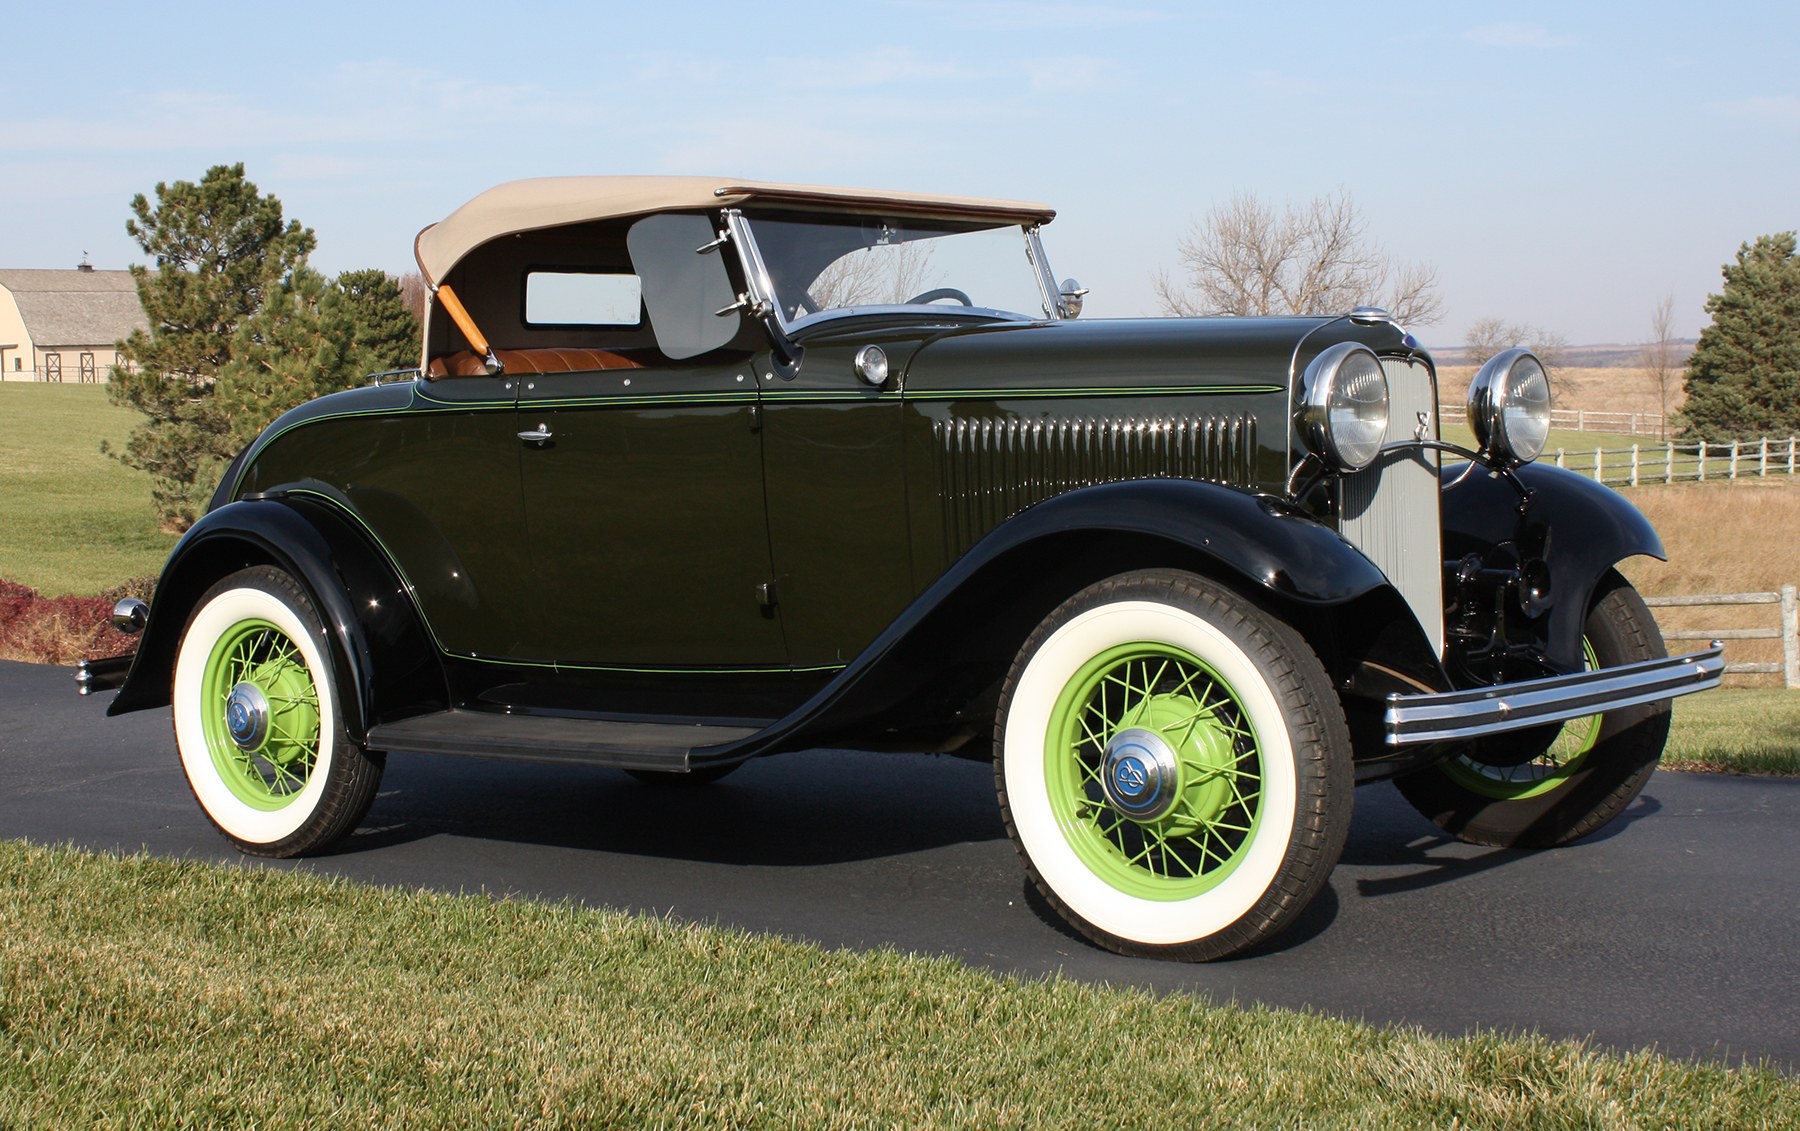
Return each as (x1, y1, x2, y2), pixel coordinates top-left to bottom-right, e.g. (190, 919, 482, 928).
(3, 658, 1795, 1070)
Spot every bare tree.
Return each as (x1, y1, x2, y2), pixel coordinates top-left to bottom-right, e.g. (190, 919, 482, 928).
(808, 241, 936, 310)
(1155, 189, 1443, 326)
(1524, 327, 1572, 374)
(1464, 318, 1578, 395)
(396, 271, 430, 326)
(1640, 293, 1680, 439)
(1461, 318, 1576, 398)
(1465, 316, 1513, 366)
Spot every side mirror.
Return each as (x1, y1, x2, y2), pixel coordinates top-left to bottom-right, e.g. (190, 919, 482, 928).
(1058, 278, 1088, 319)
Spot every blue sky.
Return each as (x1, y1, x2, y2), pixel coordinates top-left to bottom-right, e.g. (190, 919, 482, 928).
(4, 1, 1795, 346)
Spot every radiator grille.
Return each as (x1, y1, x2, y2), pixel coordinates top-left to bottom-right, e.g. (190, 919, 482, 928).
(934, 415, 1257, 557)
(1340, 358, 1444, 655)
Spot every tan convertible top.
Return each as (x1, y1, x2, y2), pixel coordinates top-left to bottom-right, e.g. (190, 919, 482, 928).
(413, 175, 1055, 284)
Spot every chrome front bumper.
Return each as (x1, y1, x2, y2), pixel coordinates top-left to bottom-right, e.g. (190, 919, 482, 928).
(1384, 644, 1725, 746)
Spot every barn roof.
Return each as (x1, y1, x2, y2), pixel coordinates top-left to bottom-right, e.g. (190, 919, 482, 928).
(0, 269, 148, 347)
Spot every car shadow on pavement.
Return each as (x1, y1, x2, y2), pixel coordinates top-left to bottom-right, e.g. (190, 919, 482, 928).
(341, 748, 1009, 867)
(1344, 790, 1664, 898)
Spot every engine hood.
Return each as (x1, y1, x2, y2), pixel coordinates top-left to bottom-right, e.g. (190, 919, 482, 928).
(901, 315, 1413, 397)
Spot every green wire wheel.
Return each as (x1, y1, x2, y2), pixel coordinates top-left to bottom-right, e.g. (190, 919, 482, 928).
(1043, 642, 1266, 901)
(173, 566, 384, 857)
(197, 617, 324, 810)
(997, 569, 1351, 961)
(1437, 639, 1603, 802)
(1396, 570, 1673, 848)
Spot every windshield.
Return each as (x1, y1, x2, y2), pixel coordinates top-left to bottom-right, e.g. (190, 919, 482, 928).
(745, 214, 1050, 326)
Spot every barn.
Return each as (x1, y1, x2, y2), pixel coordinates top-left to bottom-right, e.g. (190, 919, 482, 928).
(0, 261, 148, 382)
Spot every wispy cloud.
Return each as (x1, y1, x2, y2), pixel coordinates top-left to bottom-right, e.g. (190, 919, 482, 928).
(891, 1, 1173, 29)
(649, 122, 925, 178)
(1464, 22, 1576, 49)
(1245, 69, 1317, 101)
(1714, 94, 1800, 129)
(764, 46, 973, 91)
(1019, 55, 1123, 94)
(0, 63, 577, 155)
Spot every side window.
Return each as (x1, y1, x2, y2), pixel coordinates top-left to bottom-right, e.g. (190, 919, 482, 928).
(626, 213, 740, 361)
(524, 271, 642, 328)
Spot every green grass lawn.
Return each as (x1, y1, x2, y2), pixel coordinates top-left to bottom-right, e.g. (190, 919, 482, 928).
(1439, 421, 1794, 487)
(1664, 689, 1800, 776)
(2, 385, 1796, 1123)
(1440, 421, 1642, 455)
(3, 840, 1792, 1129)
(0, 383, 176, 594)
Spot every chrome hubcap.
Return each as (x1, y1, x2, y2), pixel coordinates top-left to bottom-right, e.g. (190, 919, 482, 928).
(224, 682, 271, 752)
(1101, 726, 1181, 822)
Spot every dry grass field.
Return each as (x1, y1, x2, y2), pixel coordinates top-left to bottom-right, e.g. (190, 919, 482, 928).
(1619, 478, 1800, 687)
(1437, 364, 1685, 420)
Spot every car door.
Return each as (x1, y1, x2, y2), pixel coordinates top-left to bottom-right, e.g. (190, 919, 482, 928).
(758, 336, 914, 668)
(515, 362, 784, 668)
(509, 214, 788, 671)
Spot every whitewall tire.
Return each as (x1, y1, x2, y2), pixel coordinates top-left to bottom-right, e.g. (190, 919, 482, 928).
(172, 566, 382, 856)
(995, 570, 1351, 960)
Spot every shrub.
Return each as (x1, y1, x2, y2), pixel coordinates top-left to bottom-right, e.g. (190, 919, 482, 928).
(0, 577, 155, 665)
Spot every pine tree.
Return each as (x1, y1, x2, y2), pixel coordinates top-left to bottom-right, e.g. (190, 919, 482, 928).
(107, 164, 315, 529)
(215, 268, 418, 448)
(1678, 232, 1800, 441)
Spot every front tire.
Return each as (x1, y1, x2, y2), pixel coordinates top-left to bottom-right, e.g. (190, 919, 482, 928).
(172, 566, 383, 857)
(995, 570, 1352, 961)
(1395, 570, 1671, 848)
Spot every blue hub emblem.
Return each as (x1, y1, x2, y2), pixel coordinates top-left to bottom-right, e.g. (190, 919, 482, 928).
(1101, 727, 1179, 822)
(226, 699, 254, 743)
(223, 683, 271, 752)
(1112, 754, 1151, 799)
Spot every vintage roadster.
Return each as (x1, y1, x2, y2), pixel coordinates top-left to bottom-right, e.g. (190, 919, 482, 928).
(81, 177, 1723, 960)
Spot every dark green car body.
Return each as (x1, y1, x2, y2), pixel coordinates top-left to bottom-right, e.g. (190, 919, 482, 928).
(116, 308, 1457, 751)
(87, 178, 1723, 959)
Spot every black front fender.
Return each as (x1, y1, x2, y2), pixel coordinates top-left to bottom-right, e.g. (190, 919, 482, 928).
(1441, 460, 1665, 672)
(109, 496, 446, 739)
(707, 478, 1425, 760)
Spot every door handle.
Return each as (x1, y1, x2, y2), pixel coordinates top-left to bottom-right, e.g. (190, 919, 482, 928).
(518, 424, 553, 445)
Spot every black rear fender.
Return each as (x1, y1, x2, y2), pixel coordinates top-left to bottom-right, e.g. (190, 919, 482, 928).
(109, 496, 446, 739)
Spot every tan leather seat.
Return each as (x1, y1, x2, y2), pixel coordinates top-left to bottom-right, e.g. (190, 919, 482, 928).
(426, 347, 648, 379)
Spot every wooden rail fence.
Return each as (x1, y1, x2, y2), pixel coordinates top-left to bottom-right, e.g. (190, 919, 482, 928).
(1550, 436, 1800, 488)
(1644, 585, 1800, 688)
(1438, 406, 1671, 437)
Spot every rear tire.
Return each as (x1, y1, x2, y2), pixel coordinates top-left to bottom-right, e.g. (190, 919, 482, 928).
(1395, 570, 1670, 848)
(172, 566, 383, 857)
(995, 569, 1351, 961)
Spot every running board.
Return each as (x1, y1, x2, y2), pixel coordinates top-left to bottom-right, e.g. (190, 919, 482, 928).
(365, 709, 761, 773)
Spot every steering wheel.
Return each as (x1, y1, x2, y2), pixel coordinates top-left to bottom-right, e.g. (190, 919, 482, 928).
(907, 287, 973, 306)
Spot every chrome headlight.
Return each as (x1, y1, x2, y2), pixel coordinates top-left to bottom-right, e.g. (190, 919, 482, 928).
(1300, 342, 1390, 473)
(1467, 348, 1552, 464)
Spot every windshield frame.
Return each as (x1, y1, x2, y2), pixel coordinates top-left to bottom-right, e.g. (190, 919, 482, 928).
(730, 210, 1063, 338)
